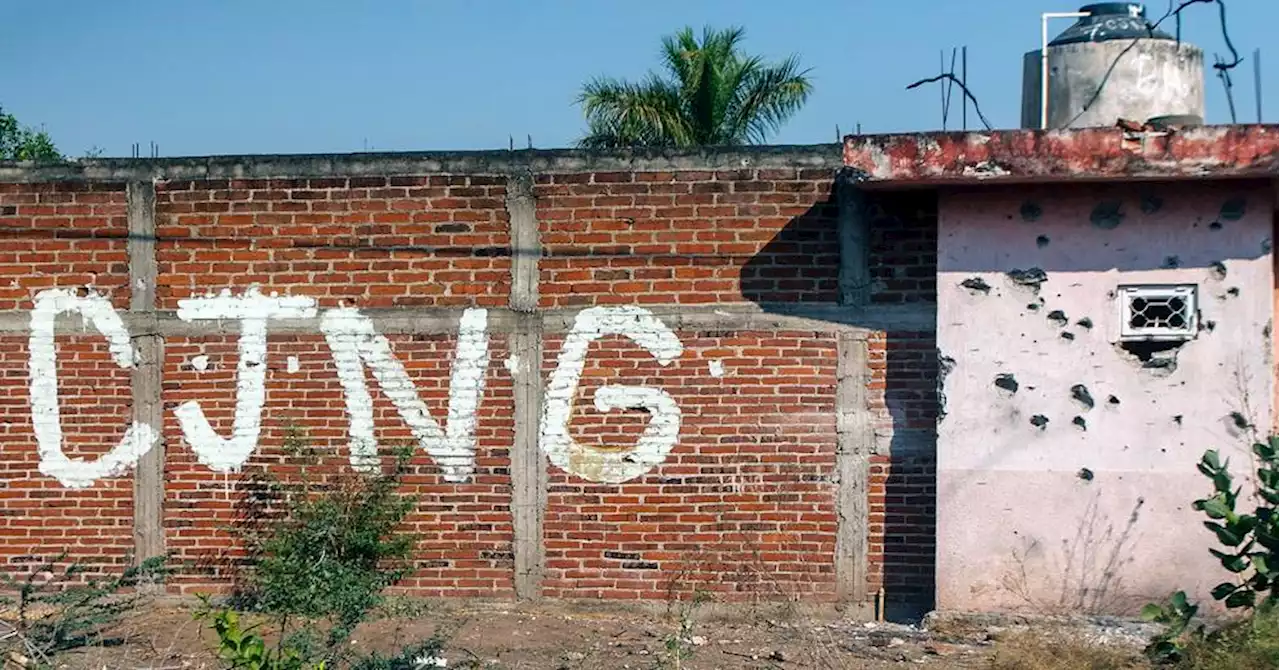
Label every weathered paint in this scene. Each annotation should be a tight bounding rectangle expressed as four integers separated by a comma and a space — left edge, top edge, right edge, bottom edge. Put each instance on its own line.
842, 125, 1277, 185
175, 288, 318, 472
936, 180, 1276, 614
539, 306, 684, 483
321, 306, 490, 480
28, 289, 158, 488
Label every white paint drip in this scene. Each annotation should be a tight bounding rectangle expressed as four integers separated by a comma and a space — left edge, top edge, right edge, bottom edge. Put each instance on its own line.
320, 307, 490, 481
286, 355, 300, 374
175, 287, 317, 472
707, 360, 725, 378
540, 306, 683, 483
190, 355, 210, 372
28, 289, 158, 488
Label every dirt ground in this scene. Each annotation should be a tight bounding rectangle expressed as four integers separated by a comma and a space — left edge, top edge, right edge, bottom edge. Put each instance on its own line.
24, 599, 1011, 669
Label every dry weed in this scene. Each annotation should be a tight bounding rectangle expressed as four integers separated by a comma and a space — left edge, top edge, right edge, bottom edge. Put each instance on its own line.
988, 628, 1149, 670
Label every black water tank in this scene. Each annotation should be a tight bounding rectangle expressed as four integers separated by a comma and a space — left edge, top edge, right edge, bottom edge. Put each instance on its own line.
1048, 3, 1173, 46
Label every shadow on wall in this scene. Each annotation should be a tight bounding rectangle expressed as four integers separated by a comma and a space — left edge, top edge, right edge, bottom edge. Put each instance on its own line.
940, 182, 1274, 274
738, 179, 940, 613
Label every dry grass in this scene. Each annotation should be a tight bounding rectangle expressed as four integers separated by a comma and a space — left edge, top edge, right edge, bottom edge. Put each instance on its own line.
988, 628, 1149, 670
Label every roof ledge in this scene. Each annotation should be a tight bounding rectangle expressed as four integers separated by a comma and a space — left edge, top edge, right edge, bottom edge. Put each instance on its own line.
842, 124, 1278, 185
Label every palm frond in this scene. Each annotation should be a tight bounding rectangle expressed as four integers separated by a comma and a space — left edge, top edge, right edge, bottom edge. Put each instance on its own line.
577, 75, 688, 148
727, 54, 813, 144
577, 26, 809, 148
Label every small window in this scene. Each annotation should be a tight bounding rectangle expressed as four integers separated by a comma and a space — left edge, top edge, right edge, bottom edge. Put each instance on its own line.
1118, 285, 1197, 341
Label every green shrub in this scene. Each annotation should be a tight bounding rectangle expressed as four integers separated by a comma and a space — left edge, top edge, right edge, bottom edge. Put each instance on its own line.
1193, 438, 1278, 610
1144, 436, 1279, 665
240, 436, 417, 642
1176, 602, 1277, 670
1142, 590, 1200, 664
197, 433, 422, 669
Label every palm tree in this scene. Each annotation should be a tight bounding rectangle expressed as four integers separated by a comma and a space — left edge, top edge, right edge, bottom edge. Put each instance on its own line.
577, 26, 813, 148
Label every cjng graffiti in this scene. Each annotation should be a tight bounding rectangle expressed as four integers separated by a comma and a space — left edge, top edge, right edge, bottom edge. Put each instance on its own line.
28, 288, 685, 489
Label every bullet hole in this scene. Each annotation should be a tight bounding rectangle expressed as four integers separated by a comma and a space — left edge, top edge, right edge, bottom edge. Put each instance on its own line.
938, 352, 956, 422
1036, 235, 1050, 248
1107, 395, 1120, 405
1173, 415, 1183, 425
1027, 303, 1041, 312
938, 353, 957, 378
1078, 468, 1094, 481
1071, 384, 1095, 410
1030, 415, 1049, 429
1219, 197, 1246, 221
1061, 332, 1075, 341
1020, 201, 1043, 222
1006, 267, 1048, 292
1209, 262, 1227, 280
994, 374, 1019, 394
1072, 416, 1087, 430
1090, 200, 1124, 229
1200, 320, 1216, 333
1140, 194, 1163, 214
1047, 310, 1068, 327
1208, 221, 1223, 231
1230, 412, 1252, 430
1226, 287, 1240, 297
1117, 340, 1183, 376
1076, 317, 1093, 329
1162, 255, 1181, 269
961, 277, 992, 294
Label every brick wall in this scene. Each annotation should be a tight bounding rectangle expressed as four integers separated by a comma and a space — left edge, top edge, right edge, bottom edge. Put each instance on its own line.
0, 155, 938, 608
0, 182, 134, 582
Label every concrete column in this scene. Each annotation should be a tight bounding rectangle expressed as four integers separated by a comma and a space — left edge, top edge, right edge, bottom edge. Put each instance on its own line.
505, 172, 547, 599
126, 181, 166, 567
836, 167, 871, 307
834, 167, 875, 609
835, 333, 872, 606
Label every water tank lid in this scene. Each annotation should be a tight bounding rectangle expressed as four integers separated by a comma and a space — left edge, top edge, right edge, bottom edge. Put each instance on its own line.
1048, 3, 1173, 46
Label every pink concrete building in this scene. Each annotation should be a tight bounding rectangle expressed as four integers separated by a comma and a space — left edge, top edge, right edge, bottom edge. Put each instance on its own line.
845, 124, 1278, 613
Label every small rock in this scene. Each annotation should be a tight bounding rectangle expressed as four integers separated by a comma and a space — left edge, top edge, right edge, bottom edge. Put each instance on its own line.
888, 637, 906, 648
923, 641, 963, 656
690, 635, 707, 646
769, 649, 789, 662
563, 651, 586, 662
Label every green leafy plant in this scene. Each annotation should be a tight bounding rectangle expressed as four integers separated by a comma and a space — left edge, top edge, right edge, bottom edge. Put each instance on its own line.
198, 431, 421, 668
0, 554, 167, 663
1176, 600, 1278, 670
244, 443, 416, 644
1193, 439, 1278, 610
195, 597, 325, 670
1142, 590, 1202, 663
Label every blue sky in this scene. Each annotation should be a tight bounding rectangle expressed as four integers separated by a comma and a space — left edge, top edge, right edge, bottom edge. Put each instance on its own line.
2, 0, 1276, 157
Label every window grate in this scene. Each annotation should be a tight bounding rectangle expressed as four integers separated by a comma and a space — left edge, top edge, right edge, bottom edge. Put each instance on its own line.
1118, 285, 1197, 341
